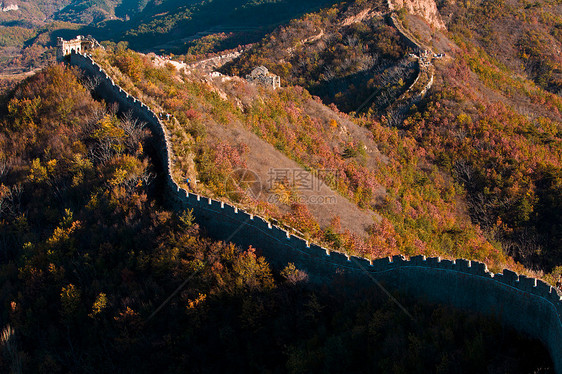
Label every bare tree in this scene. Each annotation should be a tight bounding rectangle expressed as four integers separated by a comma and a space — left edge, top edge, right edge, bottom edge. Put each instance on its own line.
453, 159, 473, 186
120, 111, 147, 149
0, 184, 22, 219
82, 74, 101, 92
0, 160, 8, 181
1, 325, 22, 374
322, 65, 336, 81
110, 167, 155, 194
499, 227, 542, 267
88, 141, 114, 165
345, 35, 358, 47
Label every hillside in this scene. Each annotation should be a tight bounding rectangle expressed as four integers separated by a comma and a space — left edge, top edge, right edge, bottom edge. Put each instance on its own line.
221, 0, 415, 115
1, 0, 562, 369
83, 0, 340, 52
0, 0, 339, 82
86, 45, 530, 280
0, 61, 554, 373
0, 0, 72, 25
219, 0, 562, 276
441, 0, 562, 95
397, 0, 562, 272
0, 22, 82, 76
0, 0, 146, 25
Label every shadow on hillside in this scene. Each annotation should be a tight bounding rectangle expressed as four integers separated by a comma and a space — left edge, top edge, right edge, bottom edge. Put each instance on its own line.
309, 59, 418, 115
81, 0, 341, 53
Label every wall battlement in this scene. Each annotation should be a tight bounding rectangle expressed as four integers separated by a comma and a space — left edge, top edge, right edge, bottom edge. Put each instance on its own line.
68, 51, 562, 371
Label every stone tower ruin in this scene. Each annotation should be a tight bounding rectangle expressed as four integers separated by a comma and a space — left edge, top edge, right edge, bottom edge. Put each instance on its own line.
56, 35, 100, 62
245, 66, 281, 89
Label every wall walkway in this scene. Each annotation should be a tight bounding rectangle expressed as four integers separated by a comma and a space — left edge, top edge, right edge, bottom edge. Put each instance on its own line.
69, 51, 562, 371
386, 13, 435, 126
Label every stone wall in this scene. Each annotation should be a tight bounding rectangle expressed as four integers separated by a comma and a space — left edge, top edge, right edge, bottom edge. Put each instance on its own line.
385, 14, 435, 126
187, 50, 243, 71
69, 51, 562, 371
57, 37, 97, 62
388, 13, 424, 51
245, 66, 281, 89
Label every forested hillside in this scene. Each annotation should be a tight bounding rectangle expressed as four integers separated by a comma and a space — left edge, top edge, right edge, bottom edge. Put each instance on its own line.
221, 0, 562, 276
0, 54, 554, 374
221, 0, 414, 114
0, 0, 339, 78
1, 0, 562, 370
407, 0, 562, 272
0, 0, 72, 25
442, 0, 562, 95
105, 0, 339, 51
88, 44, 528, 279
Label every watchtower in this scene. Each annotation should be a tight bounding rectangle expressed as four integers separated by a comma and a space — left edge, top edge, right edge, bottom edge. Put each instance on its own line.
56, 36, 100, 62
245, 66, 281, 89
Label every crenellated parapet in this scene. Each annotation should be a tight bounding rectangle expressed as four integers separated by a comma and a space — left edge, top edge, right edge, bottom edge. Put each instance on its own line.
67, 51, 562, 371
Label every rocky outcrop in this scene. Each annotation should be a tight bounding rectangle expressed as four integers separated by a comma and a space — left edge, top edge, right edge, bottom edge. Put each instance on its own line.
1, 1, 18, 11
388, 0, 446, 30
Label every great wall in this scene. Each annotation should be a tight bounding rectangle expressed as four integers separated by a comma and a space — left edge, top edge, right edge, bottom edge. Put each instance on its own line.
385, 12, 435, 126
355, 11, 436, 122
67, 50, 562, 371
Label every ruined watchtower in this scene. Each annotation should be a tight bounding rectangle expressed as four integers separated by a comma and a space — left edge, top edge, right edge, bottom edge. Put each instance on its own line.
245, 66, 281, 89
56, 36, 100, 62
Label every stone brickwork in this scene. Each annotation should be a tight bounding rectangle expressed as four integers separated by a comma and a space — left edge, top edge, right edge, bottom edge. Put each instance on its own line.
57, 36, 100, 62
68, 51, 562, 372
245, 66, 281, 89
386, 13, 435, 126
188, 50, 243, 71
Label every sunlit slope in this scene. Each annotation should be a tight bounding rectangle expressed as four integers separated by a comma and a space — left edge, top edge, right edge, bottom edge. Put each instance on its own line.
89, 47, 524, 274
